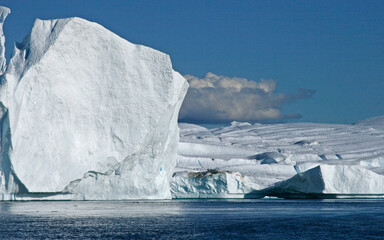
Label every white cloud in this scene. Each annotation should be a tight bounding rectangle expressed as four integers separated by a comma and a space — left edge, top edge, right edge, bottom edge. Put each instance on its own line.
179, 72, 315, 123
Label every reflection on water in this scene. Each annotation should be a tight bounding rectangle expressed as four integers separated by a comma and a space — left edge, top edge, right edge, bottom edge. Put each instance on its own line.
1, 200, 184, 217
1, 199, 384, 239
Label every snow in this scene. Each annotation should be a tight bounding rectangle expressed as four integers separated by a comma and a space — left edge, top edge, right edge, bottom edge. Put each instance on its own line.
0, 16, 188, 199
175, 117, 384, 198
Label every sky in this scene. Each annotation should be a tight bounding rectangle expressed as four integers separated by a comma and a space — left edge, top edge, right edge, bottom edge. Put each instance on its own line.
1, 0, 383, 124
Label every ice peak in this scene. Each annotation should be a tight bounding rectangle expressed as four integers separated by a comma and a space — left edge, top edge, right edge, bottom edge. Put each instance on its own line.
0, 6, 10, 75
0, 7, 10, 22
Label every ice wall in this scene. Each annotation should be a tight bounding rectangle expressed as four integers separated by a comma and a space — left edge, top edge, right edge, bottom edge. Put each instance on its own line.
171, 169, 261, 198
0, 16, 188, 199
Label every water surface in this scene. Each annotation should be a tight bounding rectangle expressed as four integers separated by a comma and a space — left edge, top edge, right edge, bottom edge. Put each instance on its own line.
1, 199, 383, 239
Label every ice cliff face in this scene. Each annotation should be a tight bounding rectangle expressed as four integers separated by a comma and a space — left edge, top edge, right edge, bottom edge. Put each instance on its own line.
171, 169, 261, 198
0, 14, 188, 199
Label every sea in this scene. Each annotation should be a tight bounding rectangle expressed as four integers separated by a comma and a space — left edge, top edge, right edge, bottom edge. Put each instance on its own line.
1, 199, 383, 239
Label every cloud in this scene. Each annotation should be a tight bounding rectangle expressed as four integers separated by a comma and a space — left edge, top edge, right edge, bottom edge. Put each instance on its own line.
179, 72, 315, 123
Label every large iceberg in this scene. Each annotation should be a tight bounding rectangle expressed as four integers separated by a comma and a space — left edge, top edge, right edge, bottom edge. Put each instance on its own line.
0, 12, 188, 199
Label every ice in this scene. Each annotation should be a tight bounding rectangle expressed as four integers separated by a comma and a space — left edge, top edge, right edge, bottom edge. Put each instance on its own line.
354, 115, 384, 129
264, 165, 384, 198
176, 117, 384, 198
0, 15, 188, 199
171, 169, 261, 198
0, 7, 9, 75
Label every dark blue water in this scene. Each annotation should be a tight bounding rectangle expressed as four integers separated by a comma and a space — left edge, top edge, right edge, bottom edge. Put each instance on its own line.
1, 199, 384, 239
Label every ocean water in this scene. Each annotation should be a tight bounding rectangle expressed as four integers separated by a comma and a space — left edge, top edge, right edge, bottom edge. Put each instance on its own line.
1, 199, 384, 239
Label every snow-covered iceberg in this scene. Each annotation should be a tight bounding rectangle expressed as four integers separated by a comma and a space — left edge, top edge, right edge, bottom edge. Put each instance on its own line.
263, 165, 384, 198
0, 13, 188, 200
176, 117, 384, 198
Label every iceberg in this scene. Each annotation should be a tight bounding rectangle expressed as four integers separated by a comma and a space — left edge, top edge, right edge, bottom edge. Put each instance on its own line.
176, 117, 384, 198
263, 165, 384, 198
0, 13, 188, 199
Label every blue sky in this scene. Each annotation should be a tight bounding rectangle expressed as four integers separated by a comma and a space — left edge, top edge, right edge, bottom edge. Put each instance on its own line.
1, 0, 383, 124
